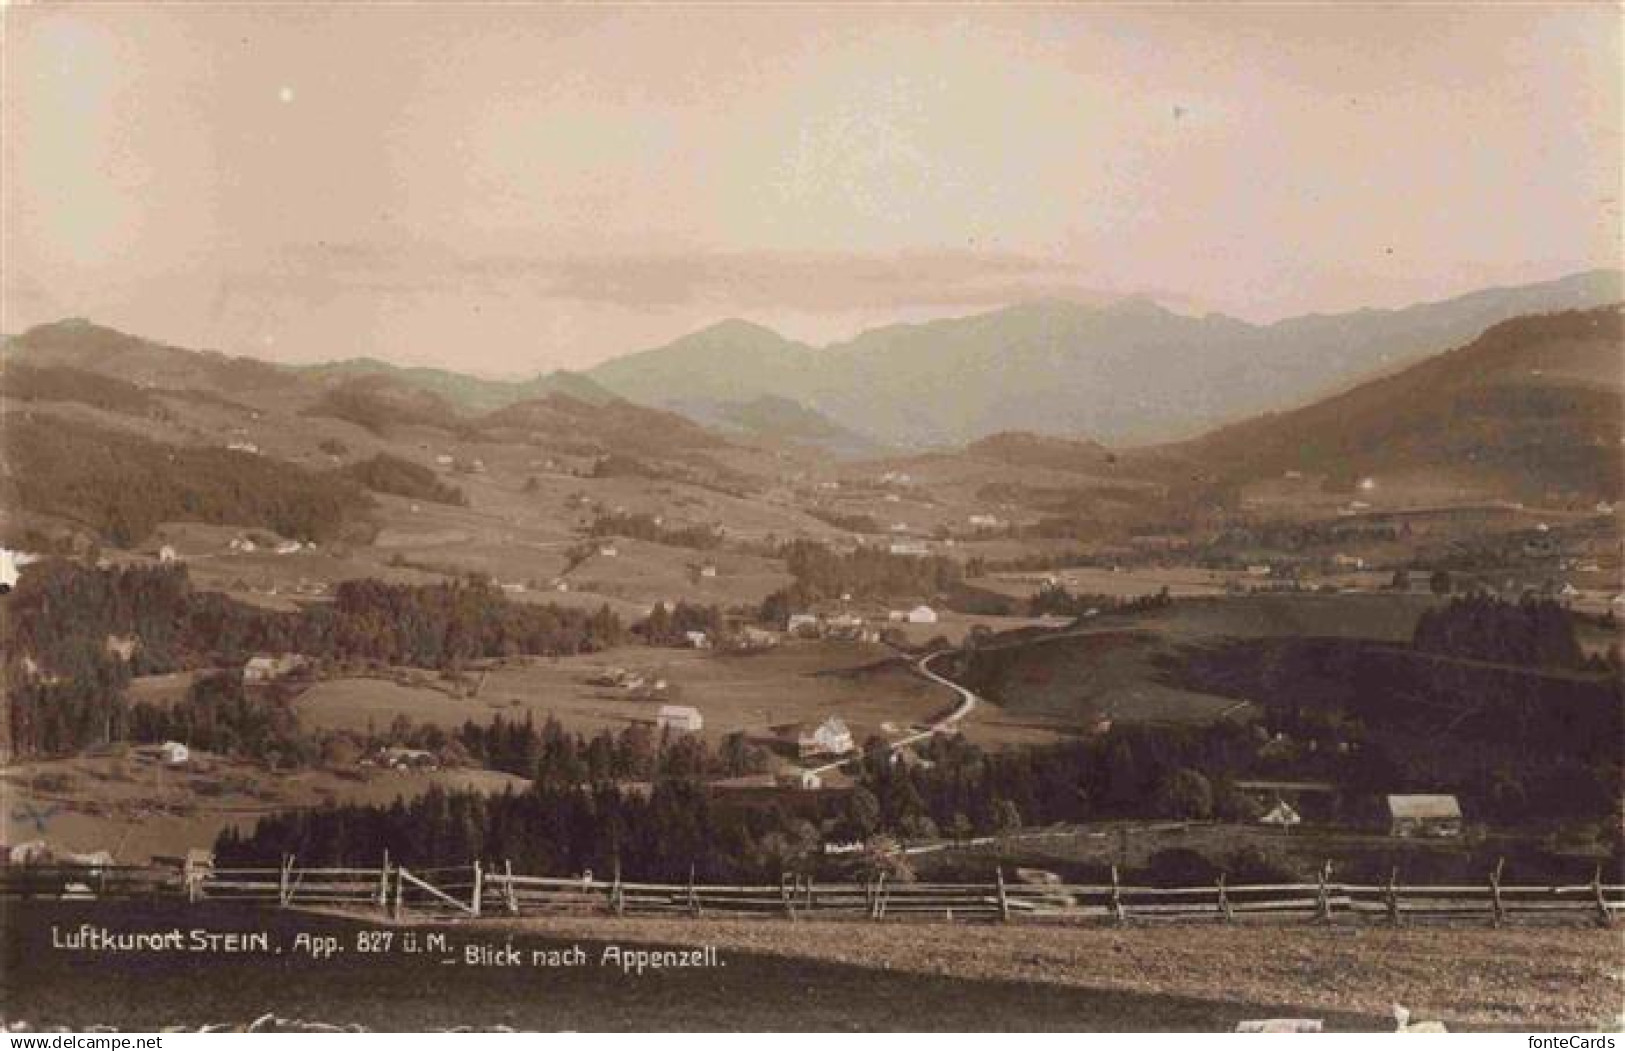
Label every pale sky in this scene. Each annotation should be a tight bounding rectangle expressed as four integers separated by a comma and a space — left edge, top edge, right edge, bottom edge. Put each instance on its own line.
3, 4, 1620, 376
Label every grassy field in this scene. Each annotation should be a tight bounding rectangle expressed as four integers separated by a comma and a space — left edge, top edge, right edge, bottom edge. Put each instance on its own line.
294, 641, 950, 748
3, 900, 1613, 1031
0, 746, 526, 863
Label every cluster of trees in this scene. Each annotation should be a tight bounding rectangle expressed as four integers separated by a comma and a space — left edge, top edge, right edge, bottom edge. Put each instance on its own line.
1413, 594, 1584, 669
128, 672, 311, 767
587, 512, 722, 550
341, 454, 466, 506
759, 541, 961, 623
635, 601, 724, 645
455, 713, 767, 785
844, 722, 1268, 845
216, 780, 813, 883
4, 416, 369, 546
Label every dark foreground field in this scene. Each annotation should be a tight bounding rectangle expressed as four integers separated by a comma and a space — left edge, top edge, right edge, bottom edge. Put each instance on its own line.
3, 901, 1618, 1031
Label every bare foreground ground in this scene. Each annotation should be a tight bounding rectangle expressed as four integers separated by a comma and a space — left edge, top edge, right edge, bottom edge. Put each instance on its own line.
2, 901, 1620, 1031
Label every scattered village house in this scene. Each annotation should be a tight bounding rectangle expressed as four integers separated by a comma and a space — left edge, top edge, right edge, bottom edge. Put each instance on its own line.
378, 746, 438, 770
786, 613, 821, 635
1387, 794, 1463, 838
158, 741, 190, 766
683, 630, 711, 649
657, 705, 704, 733
906, 605, 939, 624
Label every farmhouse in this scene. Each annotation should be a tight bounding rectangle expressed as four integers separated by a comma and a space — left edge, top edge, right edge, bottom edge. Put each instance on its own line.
158, 545, 179, 563
657, 705, 704, 733
1387, 794, 1462, 838
888, 541, 929, 557
158, 741, 190, 766
243, 653, 309, 684
798, 717, 855, 758
683, 630, 711, 649
698, 563, 718, 578
906, 605, 939, 625
786, 613, 821, 636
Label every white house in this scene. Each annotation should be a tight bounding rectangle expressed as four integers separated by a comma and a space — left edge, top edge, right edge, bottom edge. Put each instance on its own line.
158, 741, 190, 767
598, 544, 619, 558
888, 541, 929, 557
906, 605, 938, 625
787, 613, 821, 635
275, 540, 303, 555
657, 705, 704, 733
698, 564, 718, 578
158, 545, 180, 564
798, 717, 854, 758
228, 537, 257, 553
683, 630, 711, 649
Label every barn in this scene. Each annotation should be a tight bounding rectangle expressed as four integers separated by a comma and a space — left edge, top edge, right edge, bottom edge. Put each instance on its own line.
1387, 794, 1462, 838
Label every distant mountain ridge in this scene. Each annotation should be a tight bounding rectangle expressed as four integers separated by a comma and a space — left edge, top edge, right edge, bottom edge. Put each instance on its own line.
585, 270, 1623, 447
294, 357, 616, 411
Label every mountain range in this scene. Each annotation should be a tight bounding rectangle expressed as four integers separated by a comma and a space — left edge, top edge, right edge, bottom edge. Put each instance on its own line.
585, 269, 1622, 448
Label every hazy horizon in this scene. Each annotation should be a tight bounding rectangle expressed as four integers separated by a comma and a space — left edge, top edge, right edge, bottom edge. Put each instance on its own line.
4, 5, 1620, 375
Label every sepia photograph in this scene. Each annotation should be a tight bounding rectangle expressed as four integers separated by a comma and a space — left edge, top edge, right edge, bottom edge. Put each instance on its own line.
0, 1, 1621, 1036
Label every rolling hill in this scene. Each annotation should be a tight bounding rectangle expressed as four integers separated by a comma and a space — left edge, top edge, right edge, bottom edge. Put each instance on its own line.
1141, 304, 1624, 500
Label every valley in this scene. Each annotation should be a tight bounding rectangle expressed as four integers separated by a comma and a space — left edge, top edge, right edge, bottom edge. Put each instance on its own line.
1, 297, 1621, 901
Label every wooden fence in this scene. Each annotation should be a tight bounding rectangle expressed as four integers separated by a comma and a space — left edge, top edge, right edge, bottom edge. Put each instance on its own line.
6, 857, 1622, 927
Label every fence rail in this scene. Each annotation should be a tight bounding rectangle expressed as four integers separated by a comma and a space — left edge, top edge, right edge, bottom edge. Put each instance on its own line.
4, 856, 1621, 928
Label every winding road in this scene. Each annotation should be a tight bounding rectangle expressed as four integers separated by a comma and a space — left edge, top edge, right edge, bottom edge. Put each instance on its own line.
807, 649, 979, 775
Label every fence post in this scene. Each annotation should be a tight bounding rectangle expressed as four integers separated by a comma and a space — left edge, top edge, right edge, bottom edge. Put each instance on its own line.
470, 860, 483, 918
1489, 858, 1505, 927
780, 873, 794, 919
995, 866, 1010, 922
278, 854, 292, 907
393, 865, 405, 921
1315, 861, 1332, 923
688, 863, 700, 917
612, 859, 624, 917
1109, 865, 1125, 925
504, 859, 518, 915
1594, 865, 1612, 928
1386, 868, 1402, 928
873, 871, 888, 920
1217, 873, 1233, 923
378, 852, 391, 912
